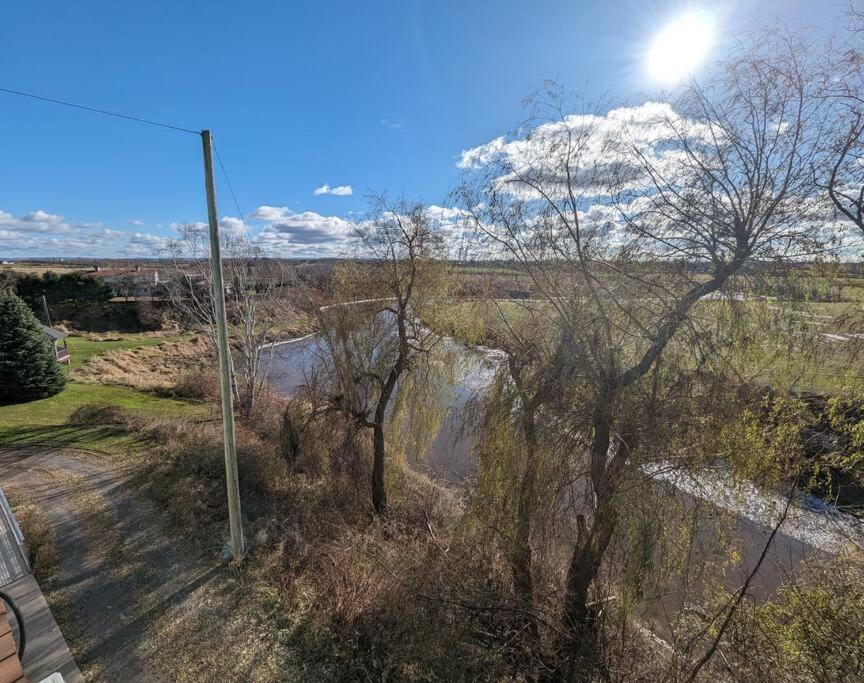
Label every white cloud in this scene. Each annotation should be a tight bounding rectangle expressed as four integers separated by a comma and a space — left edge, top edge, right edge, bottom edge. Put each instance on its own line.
0, 203, 363, 259
219, 216, 247, 235
257, 210, 354, 257
129, 219, 145, 226
313, 184, 353, 196
0, 208, 173, 258
22, 210, 63, 224
249, 205, 292, 222
164, 206, 358, 257
457, 102, 715, 199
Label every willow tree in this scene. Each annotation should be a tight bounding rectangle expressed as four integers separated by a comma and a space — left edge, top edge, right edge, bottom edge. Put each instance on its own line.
318, 198, 448, 514
468, 300, 565, 652
458, 34, 833, 677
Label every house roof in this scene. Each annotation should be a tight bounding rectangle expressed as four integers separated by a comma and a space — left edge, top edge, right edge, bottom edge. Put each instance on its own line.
41, 325, 68, 341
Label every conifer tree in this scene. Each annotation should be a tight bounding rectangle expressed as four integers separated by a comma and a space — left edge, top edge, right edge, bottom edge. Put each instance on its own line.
0, 292, 66, 403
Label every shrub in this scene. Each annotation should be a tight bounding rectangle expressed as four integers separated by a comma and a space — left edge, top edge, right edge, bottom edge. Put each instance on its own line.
135, 403, 546, 679
68, 402, 135, 428
237, 385, 288, 440
166, 371, 220, 400
0, 292, 66, 403
141, 419, 291, 531
278, 407, 301, 466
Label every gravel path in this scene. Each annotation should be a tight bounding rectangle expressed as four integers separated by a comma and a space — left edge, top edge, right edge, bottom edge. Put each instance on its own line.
0, 445, 224, 682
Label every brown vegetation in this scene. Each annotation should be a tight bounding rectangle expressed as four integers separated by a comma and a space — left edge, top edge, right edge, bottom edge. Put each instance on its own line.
67, 402, 141, 429
72, 336, 212, 392
126, 400, 669, 680
6, 490, 58, 581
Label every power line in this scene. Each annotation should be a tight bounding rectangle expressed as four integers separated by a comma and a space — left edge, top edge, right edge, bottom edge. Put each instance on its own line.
0, 86, 199, 135
212, 141, 255, 242
1, 85, 256, 241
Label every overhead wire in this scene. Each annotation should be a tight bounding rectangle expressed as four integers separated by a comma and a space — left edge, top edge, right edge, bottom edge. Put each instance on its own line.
0, 86, 200, 135
0, 86, 257, 241
212, 142, 255, 243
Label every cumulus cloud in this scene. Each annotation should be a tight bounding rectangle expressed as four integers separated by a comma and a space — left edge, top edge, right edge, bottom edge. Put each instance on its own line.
255, 208, 354, 257
0, 209, 74, 235
457, 102, 715, 199
313, 184, 353, 196
249, 205, 292, 222
218, 216, 248, 236
0, 208, 173, 258
22, 209, 63, 223
168, 216, 247, 238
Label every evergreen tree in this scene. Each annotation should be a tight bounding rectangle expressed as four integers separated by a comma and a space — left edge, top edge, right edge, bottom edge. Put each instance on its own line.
0, 292, 67, 403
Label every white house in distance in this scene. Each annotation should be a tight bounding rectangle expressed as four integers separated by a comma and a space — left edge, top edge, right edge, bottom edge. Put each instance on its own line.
83, 265, 160, 297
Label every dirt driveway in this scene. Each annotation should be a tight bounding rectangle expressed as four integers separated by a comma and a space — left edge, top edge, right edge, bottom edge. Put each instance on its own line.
0, 445, 300, 682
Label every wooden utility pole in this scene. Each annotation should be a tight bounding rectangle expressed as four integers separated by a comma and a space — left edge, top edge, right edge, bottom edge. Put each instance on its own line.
201, 129, 244, 558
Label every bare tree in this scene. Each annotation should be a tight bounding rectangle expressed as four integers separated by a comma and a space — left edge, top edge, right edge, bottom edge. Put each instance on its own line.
457, 33, 833, 677
162, 224, 294, 417
114, 273, 138, 302
315, 198, 449, 513
826, 5, 864, 235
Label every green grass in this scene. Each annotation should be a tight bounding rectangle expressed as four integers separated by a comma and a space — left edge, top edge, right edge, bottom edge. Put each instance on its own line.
0, 333, 209, 452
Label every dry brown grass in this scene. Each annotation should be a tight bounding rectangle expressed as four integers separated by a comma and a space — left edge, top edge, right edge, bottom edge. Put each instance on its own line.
76, 330, 180, 342
72, 336, 212, 392
6, 490, 57, 581
133, 407, 532, 680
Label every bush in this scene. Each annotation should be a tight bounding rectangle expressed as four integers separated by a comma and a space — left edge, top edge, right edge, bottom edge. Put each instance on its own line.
0, 292, 66, 403
141, 419, 291, 531
278, 406, 301, 467
68, 402, 135, 428
15, 271, 112, 309
237, 385, 288, 439
165, 371, 220, 400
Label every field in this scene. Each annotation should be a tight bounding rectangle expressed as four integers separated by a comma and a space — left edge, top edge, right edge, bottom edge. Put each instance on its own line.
427, 296, 864, 394
0, 263, 86, 275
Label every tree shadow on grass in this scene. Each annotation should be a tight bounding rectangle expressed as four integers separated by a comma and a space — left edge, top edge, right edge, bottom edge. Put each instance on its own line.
0, 425, 145, 452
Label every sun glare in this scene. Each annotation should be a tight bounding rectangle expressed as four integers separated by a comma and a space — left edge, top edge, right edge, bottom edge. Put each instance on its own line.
647, 11, 715, 85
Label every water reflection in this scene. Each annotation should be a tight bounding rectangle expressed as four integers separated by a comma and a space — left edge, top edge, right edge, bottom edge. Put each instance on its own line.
264, 331, 501, 481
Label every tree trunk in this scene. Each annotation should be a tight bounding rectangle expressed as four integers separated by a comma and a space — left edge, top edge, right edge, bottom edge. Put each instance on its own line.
370, 364, 402, 515
555, 405, 618, 681
372, 421, 387, 514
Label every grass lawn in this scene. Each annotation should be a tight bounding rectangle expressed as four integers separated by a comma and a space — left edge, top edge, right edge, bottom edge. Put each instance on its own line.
0, 333, 210, 452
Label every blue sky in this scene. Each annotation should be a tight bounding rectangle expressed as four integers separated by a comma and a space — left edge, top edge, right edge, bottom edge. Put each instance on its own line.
0, 0, 845, 259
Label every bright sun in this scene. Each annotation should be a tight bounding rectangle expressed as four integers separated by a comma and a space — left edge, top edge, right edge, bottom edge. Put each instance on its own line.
647, 11, 715, 85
